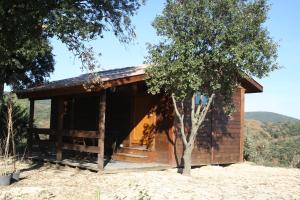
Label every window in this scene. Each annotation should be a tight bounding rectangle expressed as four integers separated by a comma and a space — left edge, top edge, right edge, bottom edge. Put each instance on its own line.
34, 99, 51, 128
195, 93, 208, 105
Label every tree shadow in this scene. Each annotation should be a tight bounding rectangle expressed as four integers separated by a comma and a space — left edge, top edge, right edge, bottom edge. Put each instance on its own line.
171, 94, 234, 168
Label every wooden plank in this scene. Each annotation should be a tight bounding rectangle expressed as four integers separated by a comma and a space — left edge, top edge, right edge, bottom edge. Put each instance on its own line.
56, 98, 64, 161
62, 130, 99, 139
30, 128, 99, 138
28, 99, 34, 156
98, 91, 106, 170
62, 143, 99, 154
30, 128, 55, 135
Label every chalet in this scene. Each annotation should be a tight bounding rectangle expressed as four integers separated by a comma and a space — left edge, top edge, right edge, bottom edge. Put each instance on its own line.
16, 65, 262, 170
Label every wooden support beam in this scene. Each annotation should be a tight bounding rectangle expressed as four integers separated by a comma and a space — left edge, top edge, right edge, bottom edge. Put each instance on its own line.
239, 88, 246, 162
56, 98, 64, 161
98, 91, 106, 170
62, 143, 99, 154
63, 130, 99, 139
29, 128, 56, 135
28, 99, 34, 156
29, 128, 99, 138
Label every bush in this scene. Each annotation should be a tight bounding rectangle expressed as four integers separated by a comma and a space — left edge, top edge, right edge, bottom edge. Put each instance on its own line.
0, 93, 28, 155
244, 120, 300, 168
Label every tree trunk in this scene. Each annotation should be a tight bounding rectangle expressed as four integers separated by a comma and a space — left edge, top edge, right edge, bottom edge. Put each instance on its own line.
171, 93, 215, 176
182, 145, 193, 175
0, 82, 4, 100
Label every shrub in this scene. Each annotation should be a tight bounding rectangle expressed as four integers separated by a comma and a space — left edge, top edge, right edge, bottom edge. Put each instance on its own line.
0, 93, 28, 155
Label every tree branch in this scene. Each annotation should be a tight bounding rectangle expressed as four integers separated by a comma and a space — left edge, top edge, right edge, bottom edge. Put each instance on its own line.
196, 93, 215, 128
171, 93, 188, 146
188, 93, 215, 146
190, 93, 196, 142
195, 94, 203, 118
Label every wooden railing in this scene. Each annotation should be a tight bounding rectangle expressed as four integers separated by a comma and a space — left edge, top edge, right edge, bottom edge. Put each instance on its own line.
30, 128, 56, 135
30, 128, 99, 153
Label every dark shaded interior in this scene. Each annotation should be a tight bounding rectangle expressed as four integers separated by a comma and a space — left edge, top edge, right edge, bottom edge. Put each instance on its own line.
104, 86, 133, 157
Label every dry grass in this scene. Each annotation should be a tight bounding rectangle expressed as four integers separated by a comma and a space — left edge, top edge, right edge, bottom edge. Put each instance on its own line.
0, 162, 299, 200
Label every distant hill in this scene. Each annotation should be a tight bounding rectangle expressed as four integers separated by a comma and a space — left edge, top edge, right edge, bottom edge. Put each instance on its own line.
245, 112, 299, 123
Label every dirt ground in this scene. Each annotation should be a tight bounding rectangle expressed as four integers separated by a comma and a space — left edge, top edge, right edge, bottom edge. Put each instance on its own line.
0, 162, 299, 200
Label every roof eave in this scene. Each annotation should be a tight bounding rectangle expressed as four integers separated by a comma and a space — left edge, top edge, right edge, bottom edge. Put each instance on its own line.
241, 77, 263, 93
16, 74, 146, 99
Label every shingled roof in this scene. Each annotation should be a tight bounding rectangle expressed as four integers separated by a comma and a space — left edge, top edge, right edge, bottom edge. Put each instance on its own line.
16, 65, 262, 99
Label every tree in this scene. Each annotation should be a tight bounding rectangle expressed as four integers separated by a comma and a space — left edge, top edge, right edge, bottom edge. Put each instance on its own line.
0, 0, 144, 97
0, 1, 54, 97
146, 0, 278, 175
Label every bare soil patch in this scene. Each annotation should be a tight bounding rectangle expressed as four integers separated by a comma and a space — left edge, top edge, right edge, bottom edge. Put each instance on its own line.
0, 162, 299, 200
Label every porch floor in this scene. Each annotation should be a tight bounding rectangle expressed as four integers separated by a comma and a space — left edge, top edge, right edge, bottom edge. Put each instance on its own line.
29, 154, 171, 173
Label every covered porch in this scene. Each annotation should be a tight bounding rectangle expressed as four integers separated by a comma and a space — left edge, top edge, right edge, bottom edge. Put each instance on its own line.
27, 89, 108, 170
26, 81, 162, 171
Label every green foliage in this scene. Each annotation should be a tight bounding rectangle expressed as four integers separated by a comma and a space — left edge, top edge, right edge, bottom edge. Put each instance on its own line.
0, 1, 54, 90
244, 120, 300, 168
0, 93, 29, 152
138, 189, 151, 200
95, 191, 101, 200
146, 0, 278, 103
0, 0, 144, 92
244, 128, 271, 164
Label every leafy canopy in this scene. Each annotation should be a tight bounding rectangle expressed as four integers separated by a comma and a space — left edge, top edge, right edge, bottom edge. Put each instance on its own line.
0, 0, 144, 90
146, 0, 278, 102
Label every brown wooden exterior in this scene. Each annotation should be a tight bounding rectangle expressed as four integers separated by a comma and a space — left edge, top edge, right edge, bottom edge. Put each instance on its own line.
17, 66, 262, 169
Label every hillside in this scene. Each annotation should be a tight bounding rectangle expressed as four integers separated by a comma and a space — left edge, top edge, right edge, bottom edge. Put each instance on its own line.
245, 111, 299, 123
244, 118, 300, 168
34, 99, 51, 128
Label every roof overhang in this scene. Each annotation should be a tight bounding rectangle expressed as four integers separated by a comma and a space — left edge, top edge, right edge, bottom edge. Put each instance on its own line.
240, 77, 263, 93
16, 65, 263, 99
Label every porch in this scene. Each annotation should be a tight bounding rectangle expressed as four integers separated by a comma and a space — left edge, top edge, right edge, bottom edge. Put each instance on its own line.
29, 153, 171, 173
27, 82, 161, 171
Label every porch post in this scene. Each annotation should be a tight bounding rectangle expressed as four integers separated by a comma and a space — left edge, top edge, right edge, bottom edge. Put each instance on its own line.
239, 87, 246, 162
98, 90, 106, 170
56, 97, 64, 161
28, 99, 34, 156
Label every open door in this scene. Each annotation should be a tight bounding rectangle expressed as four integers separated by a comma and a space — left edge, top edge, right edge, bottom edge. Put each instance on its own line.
131, 95, 157, 148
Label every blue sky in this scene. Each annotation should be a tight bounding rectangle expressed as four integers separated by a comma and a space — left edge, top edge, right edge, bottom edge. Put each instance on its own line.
49, 1, 300, 119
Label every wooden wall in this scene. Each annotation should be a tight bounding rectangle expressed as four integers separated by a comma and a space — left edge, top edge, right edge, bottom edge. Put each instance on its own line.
152, 96, 174, 164
47, 82, 245, 166
165, 88, 245, 166
211, 88, 245, 164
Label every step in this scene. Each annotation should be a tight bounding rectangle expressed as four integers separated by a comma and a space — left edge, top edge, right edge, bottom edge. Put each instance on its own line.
118, 146, 150, 156
112, 153, 151, 163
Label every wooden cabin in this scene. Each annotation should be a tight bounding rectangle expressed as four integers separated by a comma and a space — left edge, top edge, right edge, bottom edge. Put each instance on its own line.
16, 65, 263, 170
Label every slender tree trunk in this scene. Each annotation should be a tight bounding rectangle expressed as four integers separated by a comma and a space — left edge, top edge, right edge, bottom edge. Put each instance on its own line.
182, 145, 193, 175
171, 93, 215, 176
0, 82, 4, 100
